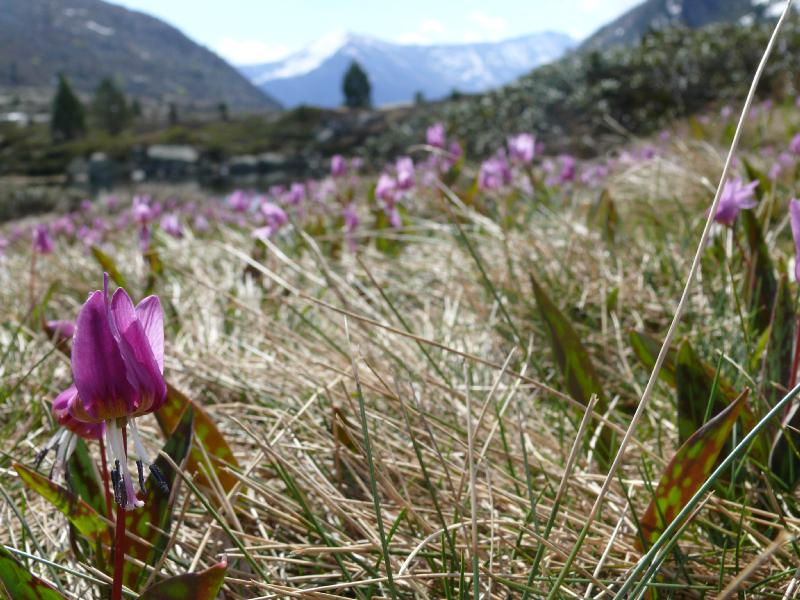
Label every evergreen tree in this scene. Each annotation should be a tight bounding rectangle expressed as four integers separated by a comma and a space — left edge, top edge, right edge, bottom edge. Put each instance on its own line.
50, 74, 86, 142
130, 99, 143, 119
92, 77, 131, 135
168, 102, 179, 126
217, 101, 229, 122
342, 61, 371, 109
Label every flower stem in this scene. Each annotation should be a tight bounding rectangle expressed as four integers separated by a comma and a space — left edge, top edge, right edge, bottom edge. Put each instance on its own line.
98, 437, 113, 518
111, 427, 127, 600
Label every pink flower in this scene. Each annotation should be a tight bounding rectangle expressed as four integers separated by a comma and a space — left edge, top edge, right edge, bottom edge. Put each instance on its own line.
396, 157, 415, 190
791, 134, 800, 156
508, 133, 535, 164
32, 225, 54, 254
791, 199, 800, 282
160, 214, 183, 238
426, 123, 446, 148
376, 174, 398, 203
713, 177, 758, 225
331, 155, 347, 178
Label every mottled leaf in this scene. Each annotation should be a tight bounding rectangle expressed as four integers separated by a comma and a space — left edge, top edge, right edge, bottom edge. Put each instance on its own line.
530, 273, 614, 465
0, 546, 65, 600
13, 464, 111, 546
89, 246, 128, 289
155, 385, 239, 493
123, 408, 193, 591
138, 559, 227, 600
637, 389, 748, 551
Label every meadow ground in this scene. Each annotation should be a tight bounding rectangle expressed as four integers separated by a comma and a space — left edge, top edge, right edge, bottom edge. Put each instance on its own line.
3, 102, 800, 599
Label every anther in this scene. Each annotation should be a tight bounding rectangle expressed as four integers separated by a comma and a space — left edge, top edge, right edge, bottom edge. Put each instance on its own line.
136, 459, 146, 493
149, 464, 169, 494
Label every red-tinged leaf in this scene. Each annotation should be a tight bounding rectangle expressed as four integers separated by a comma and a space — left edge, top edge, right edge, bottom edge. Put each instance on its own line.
13, 464, 111, 546
138, 558, 227, 600
763, 274, 795, 408
123, 408, 193, 591
637, 389, 749, 552
0, 546, 66, 600
530, 273, 615, 466
629, 330, 679, 388
155, 385, 239, 493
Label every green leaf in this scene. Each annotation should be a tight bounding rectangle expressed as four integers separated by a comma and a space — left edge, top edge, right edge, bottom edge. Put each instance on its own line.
586, 189, 618, 243
763, 274, 795, 408
66, 438, 107, 517
138, 559, 227, 600
675, 340, 730, 443
769, 404, 800, 491
13, 464, 111, 546
0, 546, 66, 600
90, 246, 128, 289
123, 408, 194, 591
628, 330, 678, 388
741, 209, 777, 335
637, 389, 748, 551
155, 385, 239, 493
529, 273, 614, 465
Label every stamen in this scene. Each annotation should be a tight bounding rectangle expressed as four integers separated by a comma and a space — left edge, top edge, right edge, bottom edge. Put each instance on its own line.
136, 460, 146, 493
111, 460, 121, 506
149, 464, 169, 494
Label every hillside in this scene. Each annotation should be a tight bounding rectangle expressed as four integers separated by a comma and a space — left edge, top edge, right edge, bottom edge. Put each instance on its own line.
0, 0, 279, 111
580, 0, 784, 51
240, 31, 574, 108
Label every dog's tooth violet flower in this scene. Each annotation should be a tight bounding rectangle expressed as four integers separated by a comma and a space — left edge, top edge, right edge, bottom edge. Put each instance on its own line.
790, 199, 800, 282
67, 274, 168, 509
713, 177, 758, 225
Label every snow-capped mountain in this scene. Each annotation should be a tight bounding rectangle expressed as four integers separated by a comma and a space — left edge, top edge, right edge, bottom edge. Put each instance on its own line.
240, 31, 575, 109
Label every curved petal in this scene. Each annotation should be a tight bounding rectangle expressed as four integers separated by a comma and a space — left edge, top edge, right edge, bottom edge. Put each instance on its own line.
110, 289, 167, 416
56, 385, 104, 440
71, 290, 136, 422
135, 296, 164, 372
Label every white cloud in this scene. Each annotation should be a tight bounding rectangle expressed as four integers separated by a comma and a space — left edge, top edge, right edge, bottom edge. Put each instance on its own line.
462, 10, 509, 42
396, 18, 447, 45
213, 38, 291, 65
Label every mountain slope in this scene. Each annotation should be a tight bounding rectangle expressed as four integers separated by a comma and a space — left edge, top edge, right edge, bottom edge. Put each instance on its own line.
581, 0, 783, 51
240, 31, 575, 108
0, 0, 279, 110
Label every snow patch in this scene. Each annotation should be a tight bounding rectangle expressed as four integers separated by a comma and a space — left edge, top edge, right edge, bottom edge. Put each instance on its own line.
86, 20, 114, 36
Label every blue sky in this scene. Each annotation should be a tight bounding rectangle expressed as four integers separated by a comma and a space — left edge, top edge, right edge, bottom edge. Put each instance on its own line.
111, 0, 642, 65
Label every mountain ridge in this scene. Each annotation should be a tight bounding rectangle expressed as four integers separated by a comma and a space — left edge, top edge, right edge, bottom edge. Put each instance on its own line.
0, 0, 279, 111
240, 31, 575, 108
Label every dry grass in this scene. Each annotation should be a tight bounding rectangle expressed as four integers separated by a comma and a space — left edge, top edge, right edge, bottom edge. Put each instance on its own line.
2, 116, 800, 599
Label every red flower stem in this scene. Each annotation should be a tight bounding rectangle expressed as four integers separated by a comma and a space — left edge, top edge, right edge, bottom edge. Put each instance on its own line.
98, 437, 113, 518
111, 426, 127, 600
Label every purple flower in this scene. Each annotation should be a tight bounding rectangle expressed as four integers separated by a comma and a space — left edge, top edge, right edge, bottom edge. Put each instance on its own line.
790, 134, 800, 155
253, 202, 288, 241
426, 123, 446, 148
132, 196, 155, 225
54, 386, 105, 441
226, 190, 251, 212
66, 275, 167, 509
284, 182, 305, 206
32, 225, 54, 254
193, 214, 210, 232
396, 157, 415, 190
713, 177, 758, 225
331, 155, 347, 178
343, 203, 360, 232
386, 206, 402, 228
791, 199, 800, 282
45, 320, 76, 345
508, 133, 535, 164
559, 155, 576, 183
478, 153, 512, 191
160, 214, 183, 238
376, 174, 398, 204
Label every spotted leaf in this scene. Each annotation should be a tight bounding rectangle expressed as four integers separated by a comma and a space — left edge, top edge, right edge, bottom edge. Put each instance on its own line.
155, 384, 239, 493
13, 464, 111, 546
637, 389, 748, 551
138, 558, 226, 600
0, 546, 66, 600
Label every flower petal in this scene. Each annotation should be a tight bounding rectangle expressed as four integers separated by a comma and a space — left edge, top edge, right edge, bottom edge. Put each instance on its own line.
71, 291, 137, 423
56, 385, 104, 440
110, 288, 167, 415
135, 296, 164, 372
